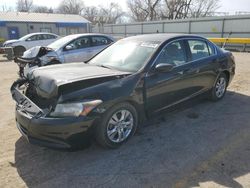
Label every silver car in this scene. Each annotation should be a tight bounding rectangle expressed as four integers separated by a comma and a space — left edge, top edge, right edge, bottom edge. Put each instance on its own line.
38, 33, 115, 64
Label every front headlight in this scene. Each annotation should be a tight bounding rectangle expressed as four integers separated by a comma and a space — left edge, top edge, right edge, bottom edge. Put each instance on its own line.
4, 42, 13, 47
50, 100, 103, 117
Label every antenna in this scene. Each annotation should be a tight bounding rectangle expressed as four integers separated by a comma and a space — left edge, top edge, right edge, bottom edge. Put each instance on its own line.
222, 31, 232, 49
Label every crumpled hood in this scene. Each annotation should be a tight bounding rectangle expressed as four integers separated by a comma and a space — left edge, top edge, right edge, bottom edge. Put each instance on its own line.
28, 63, 131, 98
22, 46, 43, 58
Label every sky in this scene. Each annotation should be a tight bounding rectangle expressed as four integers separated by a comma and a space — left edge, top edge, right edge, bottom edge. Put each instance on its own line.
0, 0, 250, 14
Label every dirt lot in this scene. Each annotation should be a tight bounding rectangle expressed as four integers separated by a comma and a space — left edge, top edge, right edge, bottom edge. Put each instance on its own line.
0, 53, 250, 188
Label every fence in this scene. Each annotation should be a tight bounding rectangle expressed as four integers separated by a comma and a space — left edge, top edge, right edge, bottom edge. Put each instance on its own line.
92, 15, 250, 51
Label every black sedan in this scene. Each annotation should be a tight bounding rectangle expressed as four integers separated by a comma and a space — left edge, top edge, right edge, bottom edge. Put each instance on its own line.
11, 34, 235, 149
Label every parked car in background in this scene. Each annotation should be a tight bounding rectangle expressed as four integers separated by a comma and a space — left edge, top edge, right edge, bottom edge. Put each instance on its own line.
3, 32, 59, 56
25, 33, 115, 65
11, 34, 235, 149
13, 34, 115, 78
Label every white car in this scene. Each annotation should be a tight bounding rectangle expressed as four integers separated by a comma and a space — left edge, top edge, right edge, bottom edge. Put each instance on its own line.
3, 32, 59, 56
27, 33, 115, 65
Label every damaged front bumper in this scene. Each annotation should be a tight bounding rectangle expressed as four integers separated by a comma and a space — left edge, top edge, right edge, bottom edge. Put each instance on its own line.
11, 80, 97, 149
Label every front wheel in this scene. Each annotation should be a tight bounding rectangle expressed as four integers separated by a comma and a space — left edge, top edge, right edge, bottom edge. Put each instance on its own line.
209, 73, 228, 101
95, 102, 138, 148
13, 46, 26, 57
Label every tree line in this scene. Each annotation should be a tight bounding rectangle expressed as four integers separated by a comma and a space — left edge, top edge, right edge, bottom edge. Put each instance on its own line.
6, 0, 221, 24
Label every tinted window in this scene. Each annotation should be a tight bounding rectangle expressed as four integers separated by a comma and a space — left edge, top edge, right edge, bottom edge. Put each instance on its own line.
207, 42, 216, 55
27, 34, 44, 41
155, 41, 186, 66
188, 40, 210, 60
66, 37, 90, 50
91, 36, 112, 46
44, 34, 56, 39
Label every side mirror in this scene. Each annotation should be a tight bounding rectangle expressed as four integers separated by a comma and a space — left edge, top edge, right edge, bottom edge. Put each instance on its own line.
155, 63, 174, 73
65, 45, 73, 50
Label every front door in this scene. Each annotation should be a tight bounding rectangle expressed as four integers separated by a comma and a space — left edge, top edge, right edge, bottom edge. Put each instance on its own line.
144, 40, 202, 114
8, 27, 19, 39
62, 36, 91, 63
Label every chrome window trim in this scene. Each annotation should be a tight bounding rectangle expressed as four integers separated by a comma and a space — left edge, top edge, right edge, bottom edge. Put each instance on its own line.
148, 37, 218, 73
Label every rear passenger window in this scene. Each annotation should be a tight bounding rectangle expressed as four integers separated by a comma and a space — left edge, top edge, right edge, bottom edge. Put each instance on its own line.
91, 36, 112, 46
46, 34, 57, 39
207, 42, 215, 55
188, 40, 210, 61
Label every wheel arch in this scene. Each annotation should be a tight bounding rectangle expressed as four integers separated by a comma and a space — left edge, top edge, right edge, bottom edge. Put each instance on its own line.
222, 70, 230, 86
13, 45, 26, 56
124, 99, 146, 124
14, 45, 26, 50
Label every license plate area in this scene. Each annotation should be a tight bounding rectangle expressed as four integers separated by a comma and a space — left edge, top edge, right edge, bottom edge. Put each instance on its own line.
11, 87, 43, 116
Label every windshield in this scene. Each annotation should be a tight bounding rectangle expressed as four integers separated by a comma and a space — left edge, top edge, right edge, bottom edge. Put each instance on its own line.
89, 40, 159, 72
48, 35, 76, 49
19, 33, 34, 40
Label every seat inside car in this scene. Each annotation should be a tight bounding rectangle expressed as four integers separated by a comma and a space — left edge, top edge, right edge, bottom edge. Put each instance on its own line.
157, 44, 185, 66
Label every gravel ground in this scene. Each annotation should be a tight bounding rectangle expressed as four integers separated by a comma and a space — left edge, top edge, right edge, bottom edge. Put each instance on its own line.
0, 52, 250, 188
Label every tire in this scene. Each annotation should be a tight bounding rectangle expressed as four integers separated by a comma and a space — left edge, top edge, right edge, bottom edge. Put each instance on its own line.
95, 102, 138, 148
13, 46, 26, 57
7, 56, 13, 61
209, 72, 228, 101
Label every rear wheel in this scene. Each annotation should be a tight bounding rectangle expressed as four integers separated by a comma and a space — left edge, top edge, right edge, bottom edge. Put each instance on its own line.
209, 73, 228, 101
95, 102, 138, 148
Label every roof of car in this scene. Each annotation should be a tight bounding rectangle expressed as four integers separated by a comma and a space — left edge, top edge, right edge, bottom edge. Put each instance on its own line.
61, 33, 115, 40
122, 33, 205, 43
25, 32, 58, 36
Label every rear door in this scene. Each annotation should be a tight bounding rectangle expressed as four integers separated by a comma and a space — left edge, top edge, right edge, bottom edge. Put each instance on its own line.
24, 34, 44, 49
62, 36, 91, 63
89, 36, 113, 58
185, 39, 218, 92
145, 39, 213, 113
42, 34, 58, 46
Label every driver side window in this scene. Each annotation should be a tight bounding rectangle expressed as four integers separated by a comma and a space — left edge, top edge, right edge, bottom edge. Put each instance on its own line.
66, 37, 90, 50
155, 41, 186, 67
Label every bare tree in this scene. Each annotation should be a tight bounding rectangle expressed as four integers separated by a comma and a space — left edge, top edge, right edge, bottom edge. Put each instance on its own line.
128, 0, 220, 21
33, 6, 53, 13
57, 0, 84, 14
83, 6, 99, 23
127, 0, 148, 22
98, 3, 125, 24
127, 0, 161, 22
1, 4, 13, 12
190, 0, 221, 18
162, 0, 220, 19
16, 0, 33, 12
161, 0, 192, 19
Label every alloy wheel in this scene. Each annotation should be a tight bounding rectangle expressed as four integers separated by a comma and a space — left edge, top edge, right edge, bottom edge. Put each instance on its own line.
215, 77, 226, 98
106, 109, 134, 143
